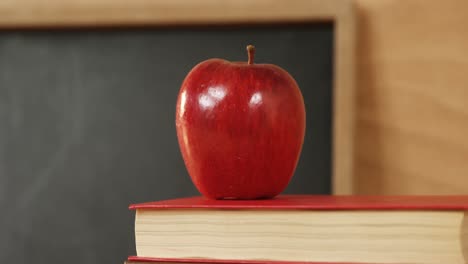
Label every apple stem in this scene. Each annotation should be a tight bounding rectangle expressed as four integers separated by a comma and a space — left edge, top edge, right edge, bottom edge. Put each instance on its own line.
247, 45, 255, 65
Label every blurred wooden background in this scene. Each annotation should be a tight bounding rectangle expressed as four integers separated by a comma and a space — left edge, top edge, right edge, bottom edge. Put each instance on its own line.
354, 0, 468, 194
1, 0, 467, 194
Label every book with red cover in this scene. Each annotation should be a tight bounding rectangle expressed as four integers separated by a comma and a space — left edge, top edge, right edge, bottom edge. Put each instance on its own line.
129, 195, 468, 211
128, 195, 468, 264
127, 256, 357, 264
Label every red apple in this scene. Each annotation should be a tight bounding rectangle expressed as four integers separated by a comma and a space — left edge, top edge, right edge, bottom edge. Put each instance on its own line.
176, 45, 305, 199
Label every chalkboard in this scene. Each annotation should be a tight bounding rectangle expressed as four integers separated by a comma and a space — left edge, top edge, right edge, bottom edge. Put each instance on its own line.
0, 24, 333, 264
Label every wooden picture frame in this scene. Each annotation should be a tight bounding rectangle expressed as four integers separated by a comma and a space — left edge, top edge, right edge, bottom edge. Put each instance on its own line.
0, 0, 356, 194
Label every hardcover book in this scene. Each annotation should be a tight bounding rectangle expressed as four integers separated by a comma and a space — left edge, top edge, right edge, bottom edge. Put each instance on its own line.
130, 195, 468, 264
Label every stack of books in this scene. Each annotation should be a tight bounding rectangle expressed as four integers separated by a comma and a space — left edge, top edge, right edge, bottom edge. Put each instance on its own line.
125, 195, 468, 264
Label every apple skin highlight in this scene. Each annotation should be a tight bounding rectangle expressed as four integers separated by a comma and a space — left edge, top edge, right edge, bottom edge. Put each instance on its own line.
176, 45, 306, 200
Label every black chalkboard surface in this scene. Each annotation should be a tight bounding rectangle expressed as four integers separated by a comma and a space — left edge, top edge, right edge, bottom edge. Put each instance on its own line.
0, 24, 332, 264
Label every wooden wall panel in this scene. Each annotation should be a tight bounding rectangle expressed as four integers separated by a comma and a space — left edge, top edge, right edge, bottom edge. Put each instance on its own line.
354, 0, 468, 194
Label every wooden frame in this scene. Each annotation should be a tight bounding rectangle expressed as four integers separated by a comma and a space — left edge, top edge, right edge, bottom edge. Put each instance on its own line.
0, 0, 356, 194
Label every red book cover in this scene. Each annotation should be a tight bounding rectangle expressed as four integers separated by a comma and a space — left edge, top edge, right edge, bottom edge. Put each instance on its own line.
129, 194, 468, 211
127, 256, 359, 264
